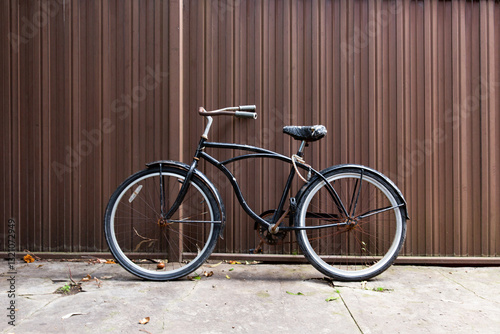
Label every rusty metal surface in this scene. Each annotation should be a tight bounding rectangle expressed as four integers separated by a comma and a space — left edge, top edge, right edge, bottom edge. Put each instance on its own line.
1, 0, 499, 258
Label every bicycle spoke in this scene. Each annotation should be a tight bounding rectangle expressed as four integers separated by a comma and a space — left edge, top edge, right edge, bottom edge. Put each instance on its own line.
132, 183, 163, 218
356, 204, 402, 220
349, 171, 363, 217
115, 203, 157, 221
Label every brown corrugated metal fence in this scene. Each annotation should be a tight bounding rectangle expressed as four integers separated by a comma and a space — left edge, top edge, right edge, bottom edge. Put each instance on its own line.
1, 0, 499, 259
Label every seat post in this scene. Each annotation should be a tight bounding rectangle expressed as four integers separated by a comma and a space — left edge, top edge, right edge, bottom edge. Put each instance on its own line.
297, 140, 307, 156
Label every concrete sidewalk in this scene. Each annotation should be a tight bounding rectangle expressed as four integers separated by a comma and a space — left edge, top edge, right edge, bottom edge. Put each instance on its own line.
2, 259, 500, 333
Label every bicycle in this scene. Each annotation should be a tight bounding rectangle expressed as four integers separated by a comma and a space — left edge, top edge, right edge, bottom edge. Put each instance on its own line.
104, 105, 409, 281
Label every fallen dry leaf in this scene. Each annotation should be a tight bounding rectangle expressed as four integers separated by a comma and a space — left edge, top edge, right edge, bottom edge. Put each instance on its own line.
208, 261, 223, 268
81, 274, 92, 282
226, 275, 231, 279
203, 271, 214, 277
228, 260, 241, 265
87, 258, 107, 265
105, 260, 115, 264
139, 317, 150, 325
24, 254, 35, 263
94, 277, 102, 288
62, 312, 86, 319
23, 249, 41, 261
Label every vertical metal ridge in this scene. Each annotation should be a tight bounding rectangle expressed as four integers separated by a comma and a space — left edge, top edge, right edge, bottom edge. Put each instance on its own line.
2, 0, 500, 258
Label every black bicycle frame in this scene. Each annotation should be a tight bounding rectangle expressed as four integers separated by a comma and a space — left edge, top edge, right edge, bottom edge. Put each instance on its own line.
201, 140, 296, 230
162, 136, 350, 232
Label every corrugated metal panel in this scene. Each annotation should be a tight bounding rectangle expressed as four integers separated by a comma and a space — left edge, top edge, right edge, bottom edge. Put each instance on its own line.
1, 0, 499, 258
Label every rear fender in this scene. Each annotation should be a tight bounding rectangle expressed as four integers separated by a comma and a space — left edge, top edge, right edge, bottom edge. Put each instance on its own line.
294, 164, 409, 220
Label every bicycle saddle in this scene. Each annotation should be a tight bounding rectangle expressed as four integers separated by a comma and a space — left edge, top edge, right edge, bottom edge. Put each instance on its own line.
283, 125, 327, 142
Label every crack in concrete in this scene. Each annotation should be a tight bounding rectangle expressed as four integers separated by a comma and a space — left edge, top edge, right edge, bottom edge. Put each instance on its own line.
19, 292, 55, 298
164, 279, 199, 306
438, 270, 500, 305
83, 263, 107, 277
1, 262, 28, 275
318, 277, 364, 333
337, 290, 364, 334
11, 294, 61, 329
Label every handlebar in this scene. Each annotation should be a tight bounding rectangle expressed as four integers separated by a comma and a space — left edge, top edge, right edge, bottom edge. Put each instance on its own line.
235, 111, 258, 119
198, 105, 258, 139
198, 105, 258, 119
238, 105, 257, 112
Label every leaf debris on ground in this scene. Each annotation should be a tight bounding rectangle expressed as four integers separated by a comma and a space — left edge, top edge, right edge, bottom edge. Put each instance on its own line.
55, 283, 82, 296
24, 254, 35, 263
23, 249, 42, 262
84, 256, 115, 265
187, 271, 213, 281
286, 291, 304, 296
62, 312, 86, 319
208, 261, 223, 268
80, 274, 102, 288
81, 274, 92, 282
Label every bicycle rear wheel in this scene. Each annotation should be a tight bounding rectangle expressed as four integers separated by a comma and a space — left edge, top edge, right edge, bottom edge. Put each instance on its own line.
296, 166, 406, 281
104, 166, 221, 280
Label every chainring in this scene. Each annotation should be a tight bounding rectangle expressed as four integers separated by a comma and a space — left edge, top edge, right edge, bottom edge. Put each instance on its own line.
257, 211, 287, 246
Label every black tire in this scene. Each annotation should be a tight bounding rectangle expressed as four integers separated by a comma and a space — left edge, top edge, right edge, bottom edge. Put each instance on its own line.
296, 166, 406, 281
104, 166, 221, 280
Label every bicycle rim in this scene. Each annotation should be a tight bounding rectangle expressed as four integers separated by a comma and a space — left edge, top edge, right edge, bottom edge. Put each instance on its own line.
297, 169, 405, 281
105, 169, 219, 280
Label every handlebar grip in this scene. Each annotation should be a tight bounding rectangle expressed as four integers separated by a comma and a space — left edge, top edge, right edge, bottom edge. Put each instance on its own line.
238, 105, 256, 111
235, 111, 258, 119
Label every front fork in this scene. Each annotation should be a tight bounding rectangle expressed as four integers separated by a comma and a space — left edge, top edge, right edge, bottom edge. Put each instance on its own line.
160, 138, 206, 220
160, 159, 199, 220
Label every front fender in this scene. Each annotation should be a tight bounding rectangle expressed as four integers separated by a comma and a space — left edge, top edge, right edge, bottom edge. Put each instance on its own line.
294, 164, 409, 220
146, 160, 226, 238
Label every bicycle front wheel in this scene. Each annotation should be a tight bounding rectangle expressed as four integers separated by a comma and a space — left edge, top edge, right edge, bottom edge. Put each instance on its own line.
104, 166, 221, 280
296, 166, 406, 281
